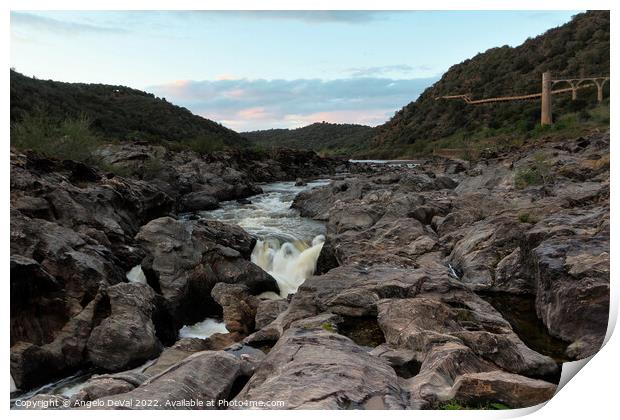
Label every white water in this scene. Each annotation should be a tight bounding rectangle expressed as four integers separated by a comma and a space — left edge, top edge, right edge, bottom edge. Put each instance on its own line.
201, 180, 330, 297
126, 264, 147, 284
251, 234, 325, 297
12, 180, 330, 405
178, 318, 228, 339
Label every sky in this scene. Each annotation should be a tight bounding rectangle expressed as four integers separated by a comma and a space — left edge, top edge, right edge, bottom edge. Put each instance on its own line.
10, 10, 579, 131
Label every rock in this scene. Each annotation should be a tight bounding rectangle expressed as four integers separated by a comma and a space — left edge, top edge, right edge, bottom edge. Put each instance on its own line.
179, 191, 219, 212
91, 351, 253, 409
11, 292, 107, 390
232, 320, 406, 409
136, 217, 279, 329
532, 213, 609, 358
87, 283, 162, 371
142, 333, 242, 377
71, 372, 148, 404
377, 298, 558, 380
405, 342, 497, 403
255, 299, 289, 330
448, 370, 556, 408
211, 283, 260, 334
294, 178, 306, 186
447, 214, 528, 291
315, 237, 340, 274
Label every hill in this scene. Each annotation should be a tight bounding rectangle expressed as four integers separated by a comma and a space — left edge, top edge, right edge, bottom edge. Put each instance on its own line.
10, 70, 248, 148
243, 122, 377, 157
370, 10, 610, 158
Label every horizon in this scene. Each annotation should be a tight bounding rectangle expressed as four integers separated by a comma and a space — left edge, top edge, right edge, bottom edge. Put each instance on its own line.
11, 10, 580, 131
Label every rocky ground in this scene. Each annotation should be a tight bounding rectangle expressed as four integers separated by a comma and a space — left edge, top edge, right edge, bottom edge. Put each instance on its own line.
10, 133, 609, 410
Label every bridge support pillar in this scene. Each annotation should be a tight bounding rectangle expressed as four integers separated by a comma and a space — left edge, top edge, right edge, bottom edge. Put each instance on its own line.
594, 79, 605, 102
569, 81, 578, 100
541, 71, 552, 126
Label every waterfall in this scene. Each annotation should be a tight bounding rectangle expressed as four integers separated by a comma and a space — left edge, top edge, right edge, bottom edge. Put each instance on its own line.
251, 234, 325, 297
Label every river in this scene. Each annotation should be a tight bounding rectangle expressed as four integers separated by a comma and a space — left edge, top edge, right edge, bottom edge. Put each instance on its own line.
11, 178, 331, 405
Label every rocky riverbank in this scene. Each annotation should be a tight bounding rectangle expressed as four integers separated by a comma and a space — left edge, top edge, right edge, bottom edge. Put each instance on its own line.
10, 133, 609, 410
10, 144, 345, 394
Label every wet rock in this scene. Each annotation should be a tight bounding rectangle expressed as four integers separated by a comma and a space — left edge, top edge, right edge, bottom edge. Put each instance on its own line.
447, 214, 528, 292
143, 334, 242, 377
405, 342, 497, 403
314, 237, 340, 274
11, 292, 106, 390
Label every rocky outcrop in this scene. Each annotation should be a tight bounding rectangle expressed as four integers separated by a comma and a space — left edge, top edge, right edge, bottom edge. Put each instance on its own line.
11, 132, 609, 409
136, 217, 279, 329
282, 133, 608, 409
86, 283, 162, 371
211, 283, 260, 335
91, 351, 254, 409
95, 143, 346, 206
12, 144, 337, 392
233, 319, 406, 409
448, 370, 556, 408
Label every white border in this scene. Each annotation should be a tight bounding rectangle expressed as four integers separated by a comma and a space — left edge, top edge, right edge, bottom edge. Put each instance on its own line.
3, 1, 617, 419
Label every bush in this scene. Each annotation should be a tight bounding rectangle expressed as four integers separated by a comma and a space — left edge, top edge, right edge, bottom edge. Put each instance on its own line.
514, 153, 552, 189
439, 400, 510, 410
11, 111, 102, 163
518, 213, 539, 224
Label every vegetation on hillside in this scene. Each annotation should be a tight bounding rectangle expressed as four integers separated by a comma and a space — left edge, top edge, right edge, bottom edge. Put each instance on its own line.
370, 10, 610, 158
243, 122, 377, 157
10, 70, 248, 149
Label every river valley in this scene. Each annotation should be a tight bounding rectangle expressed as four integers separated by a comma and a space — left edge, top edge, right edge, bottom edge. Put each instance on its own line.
10, 134, 610, 409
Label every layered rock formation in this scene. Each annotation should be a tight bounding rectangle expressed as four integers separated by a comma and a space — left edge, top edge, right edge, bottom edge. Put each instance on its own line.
11, 132, 609, 410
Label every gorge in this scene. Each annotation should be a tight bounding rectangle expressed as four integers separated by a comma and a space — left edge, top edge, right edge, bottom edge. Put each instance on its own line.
10, 130, 609, 409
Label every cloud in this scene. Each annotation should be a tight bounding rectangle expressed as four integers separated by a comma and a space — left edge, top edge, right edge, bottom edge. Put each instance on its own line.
183, 11, 392, 24
347, 64, 434, 78
148, 77, 437, 131
10, 12, 128, 36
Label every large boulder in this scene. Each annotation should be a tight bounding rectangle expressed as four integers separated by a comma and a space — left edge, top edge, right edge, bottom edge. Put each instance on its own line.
448, 370, 556, 408
233, 319, 406, 409
529, 207, 609, 358
136, 217, 279, 328
91, 351, 254, 409
87, 283, 162, 371
211, 283, 260, 335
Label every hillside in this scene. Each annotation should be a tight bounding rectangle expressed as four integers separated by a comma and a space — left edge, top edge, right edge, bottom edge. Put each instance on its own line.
243, 122, 377, 157
10, 70, 248, 148
371, 10, 610, 157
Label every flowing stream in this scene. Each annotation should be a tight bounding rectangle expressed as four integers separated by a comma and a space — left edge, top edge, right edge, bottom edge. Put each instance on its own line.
199, 179, 331, 298
12, 179, 330, 405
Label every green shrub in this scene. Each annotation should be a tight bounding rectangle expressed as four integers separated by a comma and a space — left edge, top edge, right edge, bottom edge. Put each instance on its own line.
514, 152, 552, 189
439, 400, 510, 410
320, 322, 335, 332
518, 213, 539, 223
11, 112, 102, 163
142, 157, 167, 180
